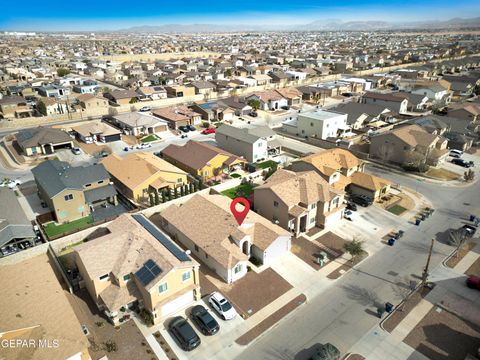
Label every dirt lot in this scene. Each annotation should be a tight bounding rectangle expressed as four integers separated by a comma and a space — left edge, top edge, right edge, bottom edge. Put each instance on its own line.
199, 267, 292, 318
465, 256, 480, 276
66, 289, 157, 360
404, 306, 480, 360
425, 167, 461, 181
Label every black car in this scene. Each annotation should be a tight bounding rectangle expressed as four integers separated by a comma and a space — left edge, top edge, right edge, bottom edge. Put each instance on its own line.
187, 125, 196, 131
190, 305, 220, 335
249, 111, 258, 117
451, 158, 472, 168
168, 316, 201, 351
346, 201, 357, 211
179, 126, 190, 133
281, 105, 290, 110
350, 194, 373, 207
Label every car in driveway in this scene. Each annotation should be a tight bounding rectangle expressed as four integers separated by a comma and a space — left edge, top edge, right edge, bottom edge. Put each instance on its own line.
466, 275, 480, 290
208, 292, 237, 320
449, 149, 463, 157
281, 105, 290, 110
190, 305, 220, 335
187, 125, 196, 131
451, 158, 473, 168
136, 143, 152, 150
309, 343, 340, 360
179, 126, 190, 133
249, 111, 258, 117
345, 201, 357, 211
349, 194, 373, 207
168, 316, 201, 351
71, 147, 82, 155
139, 106, 151, 112
202, 128, 216, 134
463, 224, 477, 237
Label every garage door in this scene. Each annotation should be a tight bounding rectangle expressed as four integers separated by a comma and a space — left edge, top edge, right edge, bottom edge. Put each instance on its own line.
160, 291, 194, 317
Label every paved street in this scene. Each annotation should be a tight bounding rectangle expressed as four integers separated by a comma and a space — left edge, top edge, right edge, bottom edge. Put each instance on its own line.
235, 163, 480, 360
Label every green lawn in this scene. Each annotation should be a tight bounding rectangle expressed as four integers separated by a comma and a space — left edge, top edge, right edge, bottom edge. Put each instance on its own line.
221, 183, 254, 199
387, 205, 407, 216
256, 160, 278, 169
230, 173, 242, 178
44, 216, 93, 238
141, 134, 159, 143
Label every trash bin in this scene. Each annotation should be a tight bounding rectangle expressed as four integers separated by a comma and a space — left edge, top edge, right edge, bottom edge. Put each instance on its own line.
388, 238, 395, 246
470, 214, 476, 222
398, 230, 404, 238
385, 302, 394, 313
421, 214, 426, 221
377, 307, 385, 318
415, 219, 421, 226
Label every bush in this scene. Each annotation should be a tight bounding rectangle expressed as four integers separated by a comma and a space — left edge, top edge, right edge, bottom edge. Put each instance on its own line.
104, 340, 118, 353
140, 308, 154, 326
231, 173, 241, 178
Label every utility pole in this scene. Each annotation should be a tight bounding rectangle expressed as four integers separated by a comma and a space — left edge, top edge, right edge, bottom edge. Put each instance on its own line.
422, 238, 435, 286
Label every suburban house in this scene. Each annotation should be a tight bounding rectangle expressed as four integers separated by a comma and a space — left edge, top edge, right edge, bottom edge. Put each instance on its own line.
16, 127, 73, 156
152, 106, 202, 130
191, 81, 216, 95
411, 82, 451, 103
275, 87, 303, 106
74, 213, 200, 325
245, 91, 288, 111
104, 89, 139, 105
0, 254, 90, 360
443, 132, 475, 152
334, 102, 396, 130
159, 194, 291, 283
290, 149, 391, 201
287, 110, 349, 139
101, 152, 188, 203
161, 140, 246, 181
254, 169, 345, 235
362, 92, 409, 114
215, 124, 281, 162
0, 95, 31, 119
136, 86, 167, 100
72, 121, 122, 143
369, 124, 449, 166
76, 93, 109, 110
447, 103, 479, 123
110, 112, 169, 136
31, 160, 118, 223
190, 102, 235, 122
217, 97, 253, 116
165, 85, 196, 98
0, 188, 36, 250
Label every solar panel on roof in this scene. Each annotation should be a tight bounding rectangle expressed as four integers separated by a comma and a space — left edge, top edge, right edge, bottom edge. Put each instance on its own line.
132, 214, 190, 262
135, 259, 163, 286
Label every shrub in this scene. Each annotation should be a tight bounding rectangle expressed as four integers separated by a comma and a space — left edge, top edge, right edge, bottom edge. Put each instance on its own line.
104, 340, 118, 353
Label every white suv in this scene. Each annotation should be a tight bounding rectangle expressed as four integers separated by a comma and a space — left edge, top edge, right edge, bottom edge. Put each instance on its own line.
208, 292, 237, 320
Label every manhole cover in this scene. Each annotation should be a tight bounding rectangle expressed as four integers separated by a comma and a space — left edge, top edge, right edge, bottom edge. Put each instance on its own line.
388, 271, 399, 276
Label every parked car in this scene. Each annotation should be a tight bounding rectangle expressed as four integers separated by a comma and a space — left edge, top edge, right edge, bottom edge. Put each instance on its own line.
346, 201, 357, 211
451, 158, 472, 168
309, 343, 340, 360
466, 275, 480, 290
181, 134, 188, 139
463, 224, 477, 237
136, 143, 152, 150
168, 316, 201, 351
71, 147, 82, 155
202, 128, 216, 134
187, 125, 196, 131
349, 194, 373, 207
249, 111, 258, 117
341, 92, 354, 97
449, 151, 461, 158
7, 179, 21, 189
281, 105, 290, 110
190, 305, 220, 336
139, 106, 151, 112
179, 126, 190, 133
208, 292, 237, 320
449, 149, 463, 157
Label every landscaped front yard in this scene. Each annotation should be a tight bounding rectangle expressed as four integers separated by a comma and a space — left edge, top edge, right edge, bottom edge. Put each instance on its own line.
387, 204, 407, 216
221, 183, 254, 199
44, 216, 93, 238
256, 160, 278, 170
140, 134, 159, 143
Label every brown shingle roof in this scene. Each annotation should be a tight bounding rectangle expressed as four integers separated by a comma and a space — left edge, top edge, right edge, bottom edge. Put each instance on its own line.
385, 124, 439, 147
297, 148, 362, 176
350, 171, 391, 191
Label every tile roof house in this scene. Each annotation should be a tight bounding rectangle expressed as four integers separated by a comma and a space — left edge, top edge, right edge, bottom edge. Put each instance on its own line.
74, 214, 200, 325
104, 89, 139, 105
152, 105, 202, 130
0, 95, 31, 119
245, 90, 288, 111
161, 140, 246, 181
255, 169, 345, 235
0, 188, 36, 249
159, 194, 291, 283
190, 101, 235, 122
0, 254, 90, 360
101, 152, 188, 203
76, 93, 109, 110
334, 102, 396, 130
72, 121, 122, 143
31, 160, 118, 224
16, 126, 73, 156
215, 124, 281, 162
370, 124, 449, 167
111, 112, 169, 136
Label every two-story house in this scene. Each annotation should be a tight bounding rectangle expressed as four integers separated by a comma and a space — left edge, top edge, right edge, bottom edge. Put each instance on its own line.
295, 110, 349, 139
74, 213, 200, 325
362, 92, 409, 114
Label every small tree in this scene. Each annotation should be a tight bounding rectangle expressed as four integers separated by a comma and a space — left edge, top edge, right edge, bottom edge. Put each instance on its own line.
154, 191, 160, 205
180, 186, 185, 197
36, 100, 47, 116
173, 187, 179, 199
464, 169, 475, 182
189, 182, 195, 193
184, 184, 189, 195
344, 238, 364, 263
129, 97, 137, 104
57, 68, 70, 77
449, 228, 468, 258
247, 99, 261, 111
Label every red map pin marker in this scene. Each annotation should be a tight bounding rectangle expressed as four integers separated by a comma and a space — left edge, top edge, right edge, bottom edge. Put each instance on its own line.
230, 197, 250, 225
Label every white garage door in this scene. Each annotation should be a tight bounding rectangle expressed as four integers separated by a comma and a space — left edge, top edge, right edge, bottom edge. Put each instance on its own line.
160, 291, 194, 317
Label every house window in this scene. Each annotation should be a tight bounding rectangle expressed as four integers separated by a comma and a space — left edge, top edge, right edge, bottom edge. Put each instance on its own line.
99, 274, 109, 281
177, 178, 183, 183
258, 143, 262, 147
204, 170, 209, 176
310, 122, 314, 127
194, 244, 199, 252
234, 264, 242, 274
273, 201, 279, 207
310, 218, 315, 224
123, 274, 130, 281
159, 282, 168, 293
311, 203, 316, 209
64, 194, 73, 201
182, 271, 190, 282
205, 253, 209, 259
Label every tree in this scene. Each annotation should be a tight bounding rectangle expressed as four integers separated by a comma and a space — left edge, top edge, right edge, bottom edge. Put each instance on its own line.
161, 191, 167, 203
225, 68, 232, 78
180, 186, 185, 197
57, 68, 70, 77
36, 100, 47, 116
449, 228, 468, 258
344, 238, 364, 263
154, 191, 160, 205
189, 182, 195, 193
247, 99, 261, 111
403, 150, 428, 172
173, 187, 179, 199
129, 97, 137, 104
464, 169, 475, 182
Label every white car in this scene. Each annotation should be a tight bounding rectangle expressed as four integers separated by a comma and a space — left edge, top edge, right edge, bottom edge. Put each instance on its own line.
139, 106, 152, 112
136, 143, 152, 150
7, 179, 21, 189
208, 292, 237, 320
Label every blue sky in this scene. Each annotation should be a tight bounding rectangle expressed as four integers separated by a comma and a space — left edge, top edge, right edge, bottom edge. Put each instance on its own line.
1, 0, 479, 31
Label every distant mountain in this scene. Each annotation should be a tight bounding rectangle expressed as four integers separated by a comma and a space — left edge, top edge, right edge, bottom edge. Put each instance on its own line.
118, 23, 264, 33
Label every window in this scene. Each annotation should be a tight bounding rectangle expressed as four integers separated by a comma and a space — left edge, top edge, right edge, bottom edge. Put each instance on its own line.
177, 178, 183, 183
234, 264, 242, 274
310, 218, 315, 224
123, 274, 130, 281
194, 244, 199, 252
258, 142, 262, 147
205, 253, 209, 259
204, 170, 209, 176
64, 194, 73, 201
182, 271, 190, 282
310, 122, 314, 127
159, 282, 168, 293
99, 274, 109, 281
273, 201, 279, 207
311, 203, 316, 209
98, 180, 104, 184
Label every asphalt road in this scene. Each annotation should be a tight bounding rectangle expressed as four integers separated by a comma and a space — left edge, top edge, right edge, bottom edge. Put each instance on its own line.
236, 164, 480, 360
